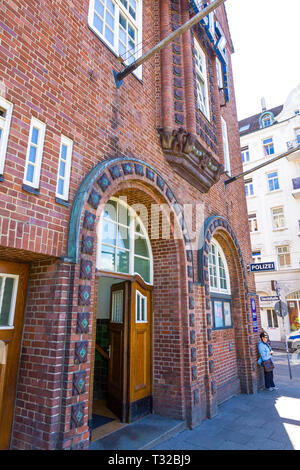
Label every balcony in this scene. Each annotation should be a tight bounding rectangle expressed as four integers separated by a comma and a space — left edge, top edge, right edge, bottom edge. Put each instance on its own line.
286, 138, 300, 162
292, 177, 300, 199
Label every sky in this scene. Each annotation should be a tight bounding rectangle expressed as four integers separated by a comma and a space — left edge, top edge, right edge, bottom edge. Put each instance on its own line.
225, 0, 300, 121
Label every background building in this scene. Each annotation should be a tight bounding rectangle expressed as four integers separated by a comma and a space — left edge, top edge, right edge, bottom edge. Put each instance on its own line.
239, 83, 300, 342
0, 0, 260, 450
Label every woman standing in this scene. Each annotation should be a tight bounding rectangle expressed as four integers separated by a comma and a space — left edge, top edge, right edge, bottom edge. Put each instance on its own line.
258, 332, 279, 391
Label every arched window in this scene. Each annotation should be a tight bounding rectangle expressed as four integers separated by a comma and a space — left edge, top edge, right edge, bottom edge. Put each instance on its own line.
209, 239, 231, 295
97, 198, 153, 284
208, 239, 232, 329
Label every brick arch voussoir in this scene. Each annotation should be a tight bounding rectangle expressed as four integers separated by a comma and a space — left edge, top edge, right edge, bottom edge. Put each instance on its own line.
197, 215, 254, 396
67, 157, 198, 435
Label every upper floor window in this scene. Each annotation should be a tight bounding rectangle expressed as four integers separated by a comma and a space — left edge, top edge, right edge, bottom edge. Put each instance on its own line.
194, 39, 210, 120
295, 128, 300, 146
263, 137, 275, 156
271, 207, 285, 229
276, 245, 291, 268
23, 117, 46, 189
221, 117, 230, 175
88, 0, 143, 78
97, 198, 153, 284
56, 135, 73, 201
248, 213, 258, 232
245, 178, 254, 197
216, 57, 223, 89
0, 97, 13, 175
252, 250, 261, 263
267, 171, 279, 192
208, 240, 230, 295
241, 146, 250, 163
262, 114, 272, 127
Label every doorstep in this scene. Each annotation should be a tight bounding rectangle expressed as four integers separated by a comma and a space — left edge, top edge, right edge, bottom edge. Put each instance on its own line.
89, 414, 187, 451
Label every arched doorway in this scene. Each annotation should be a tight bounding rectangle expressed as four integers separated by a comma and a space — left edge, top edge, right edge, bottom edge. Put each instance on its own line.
91, 197, 154, 427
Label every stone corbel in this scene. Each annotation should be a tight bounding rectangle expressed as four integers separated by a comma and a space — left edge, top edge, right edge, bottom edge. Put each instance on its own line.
157, 127, 224, 193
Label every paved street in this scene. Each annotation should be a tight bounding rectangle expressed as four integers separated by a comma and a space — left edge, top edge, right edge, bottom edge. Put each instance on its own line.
152, 351, 300, 450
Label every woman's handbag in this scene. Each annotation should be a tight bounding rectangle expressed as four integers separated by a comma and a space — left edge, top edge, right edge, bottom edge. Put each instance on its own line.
262, 358, 274, 372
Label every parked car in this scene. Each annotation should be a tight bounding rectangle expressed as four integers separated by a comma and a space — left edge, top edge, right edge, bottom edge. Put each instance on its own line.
287, 329, 300, 353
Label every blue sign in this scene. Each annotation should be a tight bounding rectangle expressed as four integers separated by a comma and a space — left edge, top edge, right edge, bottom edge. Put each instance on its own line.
260, 296, 280, 302
250, 298, 258, 332
250, 262, 276, 272
189, 0, 230, 102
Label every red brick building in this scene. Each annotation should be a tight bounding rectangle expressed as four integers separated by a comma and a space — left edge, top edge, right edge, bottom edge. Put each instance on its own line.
0, 0, 261, 450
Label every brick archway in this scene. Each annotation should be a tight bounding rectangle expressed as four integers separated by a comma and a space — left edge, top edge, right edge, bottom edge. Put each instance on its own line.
197, 215, 259, 416
63, 157, 202, 448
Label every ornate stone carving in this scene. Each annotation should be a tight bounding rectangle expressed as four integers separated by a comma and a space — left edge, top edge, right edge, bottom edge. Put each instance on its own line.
157, 127, 224, 193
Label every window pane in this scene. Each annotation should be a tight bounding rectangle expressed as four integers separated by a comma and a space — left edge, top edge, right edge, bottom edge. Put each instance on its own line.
103, 200, 117, 222
141, 296, 146, 321
31, 127, 39, 145
29, 145, 37, 163
117, 249, 129, 273
93, 13, 104, 33
136, 293, 140, 321
95, 0, 105, 17
118, 203, 130, 226
117, 226, 130, 250
107, 0, 115, 15
111, 290, 123, 323
267, 309, 272, 327
106, 11, 114, 29
59, 160, 66, 178
134, 236, 149, 258
105, 25, 114, 44
134, 256, 150, 283
102, 220, 116, 245
0, 277, 14, 326
100, 244, 115, 271
61, 144, 67, 161
26, 164, 35, 183
57, 178, 64, 196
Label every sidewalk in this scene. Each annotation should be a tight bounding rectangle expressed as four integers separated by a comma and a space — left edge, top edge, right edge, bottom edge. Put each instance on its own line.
151, 351, 300, 450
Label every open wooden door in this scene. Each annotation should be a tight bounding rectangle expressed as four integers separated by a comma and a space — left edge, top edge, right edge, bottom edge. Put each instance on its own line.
127, 277, 152, 422
107, 281, 130, 422
0, 261, 29, 450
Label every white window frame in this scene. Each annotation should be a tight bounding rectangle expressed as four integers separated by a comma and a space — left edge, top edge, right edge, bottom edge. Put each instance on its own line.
88, 0, 143, 80
241, 146, 250, 163
263, 137, 275, 156
271, 206, 285, 230
194, 38, 210, 120
97, 197, 153, 284
135, 289, 147, 323
267, 171, 280, 192
56, 135, 73, 201
276, 245, 291, 268
248, 213, 258, 232
216, 57, 223, 89
23, 117, 46, 189
0, 97, 13, 175
0, 274, 19, 329
209, 239, 231, 295
245, 178, 254, 197
221, 117, 230, 175
252, 250, 261, 263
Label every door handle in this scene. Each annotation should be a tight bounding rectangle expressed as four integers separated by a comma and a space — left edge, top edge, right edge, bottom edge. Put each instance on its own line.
107, 345, 111, 359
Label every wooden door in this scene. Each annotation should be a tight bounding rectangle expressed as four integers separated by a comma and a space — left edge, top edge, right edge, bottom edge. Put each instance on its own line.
107, 281, 130, 422
128, 277, 152, 422
0, 261, 29, 450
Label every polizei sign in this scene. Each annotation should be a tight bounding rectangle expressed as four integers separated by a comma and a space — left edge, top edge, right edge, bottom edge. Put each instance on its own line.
250, 262, 276, 272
